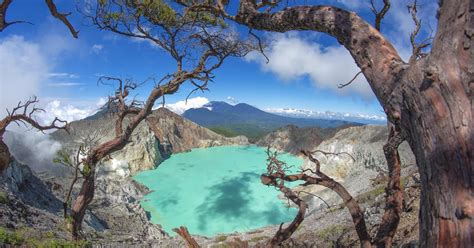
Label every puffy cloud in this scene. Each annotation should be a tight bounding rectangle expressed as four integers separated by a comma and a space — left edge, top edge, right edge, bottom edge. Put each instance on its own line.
0, 36, 48, 117
36, 99, 104, 125
164, 97, 209, 114
245, 34, 374, 98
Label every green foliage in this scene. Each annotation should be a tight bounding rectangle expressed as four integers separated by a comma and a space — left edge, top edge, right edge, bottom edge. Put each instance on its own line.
137, 0, 177, 26
214, 235, 227, 242
53, 149, 72, 167
0, 191, 8, 204
316, 224, 350, 243
82, 163, 91, 177
249, 236, 268, 242
0, 227, 24, 245
209, 124, 269, 142
209, 126, 239, 137
100, 0, 227, 30
356, 185, 386, 204
0, 227, 90, 247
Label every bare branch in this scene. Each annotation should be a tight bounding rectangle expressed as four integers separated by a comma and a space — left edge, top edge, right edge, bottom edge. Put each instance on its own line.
249, 28, 269, 63
261, 148, 371, 247
408, 0, 432, 63
0, 96, 68, 138
338, 71, 363, 89
370, 0, 391, 31
44, 0, 78, 38
0, 0, 33, 32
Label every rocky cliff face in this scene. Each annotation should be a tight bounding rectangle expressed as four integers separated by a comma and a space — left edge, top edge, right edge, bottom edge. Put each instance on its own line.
147, 108, 249, 157
51, 107, 248, 176
292, 125, 416, 212
256, 124, 350, 154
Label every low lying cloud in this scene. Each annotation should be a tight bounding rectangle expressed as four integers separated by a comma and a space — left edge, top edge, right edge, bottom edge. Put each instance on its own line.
3, 130, 62, 174
164, 97, 209, 114
245, 34, 374, 99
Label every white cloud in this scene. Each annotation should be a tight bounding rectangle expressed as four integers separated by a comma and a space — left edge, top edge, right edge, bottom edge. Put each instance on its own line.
47, 82, 85, 87
3, 130, 63, 174
226, 96, 238, 105
48, 72, 79, 79
245, 33, 374, 98
91, 44, 103, 54
36, 99, 103, 124
0, 36, 48, 117
164, 97, 209, 114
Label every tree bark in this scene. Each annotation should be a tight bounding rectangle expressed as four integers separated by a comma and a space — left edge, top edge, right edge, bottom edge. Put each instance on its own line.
231, 0, 473, 246
373, 124, 404, 247
71, 170, 95, 239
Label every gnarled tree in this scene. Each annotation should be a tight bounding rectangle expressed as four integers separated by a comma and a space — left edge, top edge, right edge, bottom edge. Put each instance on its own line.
0, 96, 68, 172
179, 0, 473, 246
67, 0, 253, 239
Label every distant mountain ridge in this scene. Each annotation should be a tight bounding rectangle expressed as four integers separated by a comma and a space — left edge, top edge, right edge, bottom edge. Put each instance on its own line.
182, 101, 361, 141
267, 108, 387, 125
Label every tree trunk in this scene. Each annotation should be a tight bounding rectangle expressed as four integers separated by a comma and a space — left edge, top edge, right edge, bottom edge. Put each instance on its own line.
400, 62, 473, 246
230, 0, 473, 246
71, 170, 95, 239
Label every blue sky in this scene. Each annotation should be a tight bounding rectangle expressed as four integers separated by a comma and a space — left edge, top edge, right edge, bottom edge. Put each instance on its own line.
0, 0, 438, 123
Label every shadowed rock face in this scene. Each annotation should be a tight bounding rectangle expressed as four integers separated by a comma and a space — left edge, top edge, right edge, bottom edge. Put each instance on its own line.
146, 108, 249, 158
256, 124, 351, 154
0, 140, 10, 173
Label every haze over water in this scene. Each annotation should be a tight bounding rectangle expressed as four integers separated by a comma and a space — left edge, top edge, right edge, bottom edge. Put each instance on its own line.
134, 145, 303, 237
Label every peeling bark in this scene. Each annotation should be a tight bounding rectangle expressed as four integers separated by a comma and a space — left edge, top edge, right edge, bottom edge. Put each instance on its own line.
226, 0, 474, 246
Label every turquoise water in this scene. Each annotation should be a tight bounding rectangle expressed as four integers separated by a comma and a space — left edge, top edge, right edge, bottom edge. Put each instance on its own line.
133, 145, 303, 237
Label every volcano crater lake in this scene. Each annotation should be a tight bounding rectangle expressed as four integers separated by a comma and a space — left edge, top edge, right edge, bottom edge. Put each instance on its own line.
133, 145, 303, 237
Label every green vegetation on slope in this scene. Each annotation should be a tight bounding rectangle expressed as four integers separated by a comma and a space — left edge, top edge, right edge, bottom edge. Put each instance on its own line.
209, 126, 239, 138
0, 227, 90, 247
209, 124, 269, 142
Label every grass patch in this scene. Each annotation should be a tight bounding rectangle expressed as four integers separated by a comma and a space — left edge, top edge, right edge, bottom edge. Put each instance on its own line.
210, 244, 232, 248
209, 127, 239, 138
356, 185, 386, 204
249, 236, 268, 243
316, 224, 350, 244
0, 227, 24, 245
0, 191, 8, 204
0, 227, 90, 247
214, 235, 227, 242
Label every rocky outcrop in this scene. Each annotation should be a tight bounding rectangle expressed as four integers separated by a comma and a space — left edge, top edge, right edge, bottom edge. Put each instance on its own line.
256, 124, 350, 154
0, 140, 11, 173
52, 107, 248, 176
147, 108, 249, 158
293, 125, 416, 212
0, 157, 170, 245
